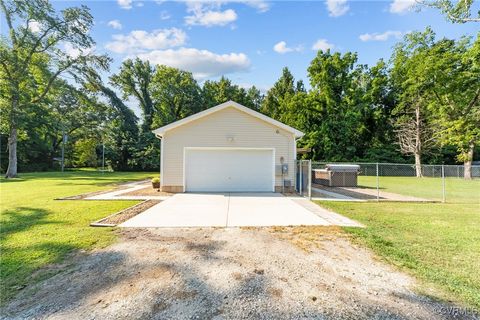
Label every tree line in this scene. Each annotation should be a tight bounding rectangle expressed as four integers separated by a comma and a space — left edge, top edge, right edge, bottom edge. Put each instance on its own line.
1, 0, 479, 179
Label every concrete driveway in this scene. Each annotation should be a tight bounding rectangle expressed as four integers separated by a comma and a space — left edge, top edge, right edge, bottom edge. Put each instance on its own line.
119, 193, 361, 228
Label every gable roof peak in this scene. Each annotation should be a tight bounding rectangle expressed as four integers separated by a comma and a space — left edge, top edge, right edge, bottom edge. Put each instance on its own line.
152, 100, 304, 138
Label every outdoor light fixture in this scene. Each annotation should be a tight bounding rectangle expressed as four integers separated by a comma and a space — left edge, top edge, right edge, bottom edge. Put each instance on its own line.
227, 135, 234, 142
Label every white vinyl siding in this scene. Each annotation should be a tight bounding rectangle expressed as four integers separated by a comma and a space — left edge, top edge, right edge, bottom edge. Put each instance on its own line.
162, 106, 295, 189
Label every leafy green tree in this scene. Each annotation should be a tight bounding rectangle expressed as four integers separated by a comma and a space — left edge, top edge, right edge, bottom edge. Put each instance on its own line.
86, 72, 139, 171
0, 67, 107, 172
427, 34, 480, 178
110, 59, 160, 170
304, 50, 370, 161
390, 28, 439, 176
360, 60, 398, 162
202, 77, 243, 108
417, 0, 480, 23
49, 81, 107, 161
110, 58, 155, 133
261, 67, 298, 119
245, 86, 264, 110
73, 138, 98, 167
151, 65, 202, 126
0, 0, 109, 177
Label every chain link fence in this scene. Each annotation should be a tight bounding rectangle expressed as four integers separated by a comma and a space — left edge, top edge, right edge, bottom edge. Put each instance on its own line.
295, 161, 480, 203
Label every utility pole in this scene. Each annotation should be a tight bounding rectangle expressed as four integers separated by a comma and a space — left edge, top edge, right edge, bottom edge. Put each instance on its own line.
442, 164, 446, 203
102, 142, 105, 173
61, 131, 66, 172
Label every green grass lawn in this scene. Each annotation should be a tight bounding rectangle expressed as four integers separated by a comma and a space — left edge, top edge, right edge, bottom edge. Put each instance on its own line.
318, 200, 480, 309
0, 170, 156, 304
358, 176, 480, 203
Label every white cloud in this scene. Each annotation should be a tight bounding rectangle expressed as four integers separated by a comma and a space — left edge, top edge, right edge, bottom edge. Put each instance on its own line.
64, 43, 95, 58
107, 20, 122, 30
326, 0, 349, 17
389, 0, 416, 13
181, 1, 268, 27
186, 9, 237, 26
359, 30, 403, 42
160, 10, 171, 20
28, 20, 41, 33
238, 0, 270, 12
273, 41, 303, 54
105, 28, 187, 54
181, 0, 270, 13
312, 39, 334, 51
185, 2, 238, 27
136, 48, 250, 79
117, 0, 133, 9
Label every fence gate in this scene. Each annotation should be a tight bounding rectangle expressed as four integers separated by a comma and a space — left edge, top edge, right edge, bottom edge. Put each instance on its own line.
295, 160, 311, 199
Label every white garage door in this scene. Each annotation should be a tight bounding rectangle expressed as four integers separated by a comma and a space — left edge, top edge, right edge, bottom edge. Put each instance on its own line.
185, 149, 274, 192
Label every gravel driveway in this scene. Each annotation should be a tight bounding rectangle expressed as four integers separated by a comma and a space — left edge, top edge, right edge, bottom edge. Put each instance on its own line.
2, 227, 475, 320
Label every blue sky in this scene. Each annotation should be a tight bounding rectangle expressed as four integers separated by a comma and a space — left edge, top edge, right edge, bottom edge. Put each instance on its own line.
10, 1, 480, 91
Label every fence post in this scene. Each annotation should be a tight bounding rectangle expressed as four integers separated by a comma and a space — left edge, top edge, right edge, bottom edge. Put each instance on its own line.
376, 162, 380, 202
299, 161, 303, 196
442, 164, 446, 203
294, 160, 296, 192
308, 160, 312, 200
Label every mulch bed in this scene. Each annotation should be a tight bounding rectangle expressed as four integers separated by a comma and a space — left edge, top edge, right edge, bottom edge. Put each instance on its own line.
91, 200, 161, 227
122, 184, 175, 197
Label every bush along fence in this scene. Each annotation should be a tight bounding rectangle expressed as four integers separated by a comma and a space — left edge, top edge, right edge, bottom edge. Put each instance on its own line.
295, 161, 480, 204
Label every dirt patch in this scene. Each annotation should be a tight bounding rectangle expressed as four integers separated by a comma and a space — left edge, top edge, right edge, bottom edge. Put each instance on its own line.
93, 200, 161, 226
270, 226, 346, 252
2, 228, 476, 319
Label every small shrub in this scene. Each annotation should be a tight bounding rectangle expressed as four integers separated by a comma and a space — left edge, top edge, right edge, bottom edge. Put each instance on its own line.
151, 177, 160, 188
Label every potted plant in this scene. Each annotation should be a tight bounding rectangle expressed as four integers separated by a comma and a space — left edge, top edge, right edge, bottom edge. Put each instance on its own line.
151, 177, 160, 189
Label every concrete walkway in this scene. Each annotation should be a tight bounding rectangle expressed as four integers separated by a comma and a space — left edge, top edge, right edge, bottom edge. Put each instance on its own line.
119, 193, 362, 228
85, 181, 170, 201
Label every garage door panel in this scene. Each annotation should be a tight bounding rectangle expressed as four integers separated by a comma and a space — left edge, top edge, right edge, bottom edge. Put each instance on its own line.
185, 149, 273, 192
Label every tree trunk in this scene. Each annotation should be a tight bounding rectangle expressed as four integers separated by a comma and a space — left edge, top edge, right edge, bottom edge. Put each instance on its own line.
5, 126, 18, 178
414, 152, 422, 178
414, 104, 422, 178
463, 142, 474, 180
5, 94, 19, 178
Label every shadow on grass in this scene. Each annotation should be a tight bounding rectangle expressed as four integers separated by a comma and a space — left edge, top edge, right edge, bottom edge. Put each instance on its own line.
1, 171, 153, 184
356, 184, 386, 190
0, 177, 27, 184
0, 207, 61, 241
0, 241, 81, 304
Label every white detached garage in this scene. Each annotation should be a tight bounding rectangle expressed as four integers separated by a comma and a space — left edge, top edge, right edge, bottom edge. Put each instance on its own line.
152, 101, 304, 193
